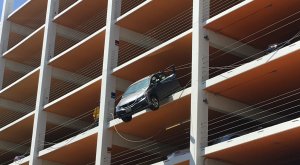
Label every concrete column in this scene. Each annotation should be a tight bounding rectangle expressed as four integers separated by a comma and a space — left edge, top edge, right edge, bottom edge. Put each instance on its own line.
203, 0, 210, 22
0, 0, 14, 89
190, 0, 209, 164
95, 0, 121, 165
29, 0, 58, 164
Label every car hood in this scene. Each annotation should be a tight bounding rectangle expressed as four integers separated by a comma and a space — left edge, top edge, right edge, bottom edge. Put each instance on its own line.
117, 90, 146, 107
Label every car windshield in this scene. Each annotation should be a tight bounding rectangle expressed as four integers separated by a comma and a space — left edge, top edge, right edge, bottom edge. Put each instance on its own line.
123, 77, 150, 97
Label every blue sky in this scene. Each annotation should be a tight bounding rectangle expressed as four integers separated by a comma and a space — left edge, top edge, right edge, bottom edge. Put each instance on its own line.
0, 0, 27, 20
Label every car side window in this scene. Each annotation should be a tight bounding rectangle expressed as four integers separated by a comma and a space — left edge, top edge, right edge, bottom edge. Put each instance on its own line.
160, 74, 174, 84
159, 74, 166, 80
150, 76, 157, 85
151, 73, 167, 85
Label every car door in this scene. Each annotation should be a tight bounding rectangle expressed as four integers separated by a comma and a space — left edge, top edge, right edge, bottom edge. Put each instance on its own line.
155, 73, 179, 99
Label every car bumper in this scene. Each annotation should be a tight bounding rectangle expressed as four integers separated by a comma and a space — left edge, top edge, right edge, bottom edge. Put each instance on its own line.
116, 97, 150, 118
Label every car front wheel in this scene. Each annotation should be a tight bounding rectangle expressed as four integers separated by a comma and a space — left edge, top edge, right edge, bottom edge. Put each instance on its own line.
149, 96, 159, 110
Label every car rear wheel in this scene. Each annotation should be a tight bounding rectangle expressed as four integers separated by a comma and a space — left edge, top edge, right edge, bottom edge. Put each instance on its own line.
121, 115, 132, 122
150, 96, 159, 110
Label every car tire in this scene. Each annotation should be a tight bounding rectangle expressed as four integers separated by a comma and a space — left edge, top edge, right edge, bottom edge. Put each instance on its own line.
121, 115, 132, 122
150, 96, 159, 110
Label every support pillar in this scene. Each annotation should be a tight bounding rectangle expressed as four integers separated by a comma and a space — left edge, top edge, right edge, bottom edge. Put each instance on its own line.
95, 0, 121, 164
190, 0, 210, 164
29, 0, 58, 164
0, 0, 14, 89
